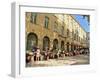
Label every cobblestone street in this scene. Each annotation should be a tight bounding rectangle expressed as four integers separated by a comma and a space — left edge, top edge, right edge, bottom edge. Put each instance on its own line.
26, 54, 89, 67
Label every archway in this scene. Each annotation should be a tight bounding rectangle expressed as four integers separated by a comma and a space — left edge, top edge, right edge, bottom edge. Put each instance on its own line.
71, 43, 74, 51
61, 41, 64, 50
53, 39, 58, 50
67, 42, 69, 52
43, 36, 50, 50
26, 33, 38, 50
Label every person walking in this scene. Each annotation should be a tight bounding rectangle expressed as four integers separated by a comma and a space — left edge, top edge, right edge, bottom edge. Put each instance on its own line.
36, 48, 41, 61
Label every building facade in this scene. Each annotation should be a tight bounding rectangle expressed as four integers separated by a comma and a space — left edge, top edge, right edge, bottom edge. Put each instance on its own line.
86, 32, 90, 48
26, 12, 88, 52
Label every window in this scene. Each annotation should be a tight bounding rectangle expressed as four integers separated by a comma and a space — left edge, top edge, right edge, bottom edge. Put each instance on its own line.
54, 22, 58, 32
76, 30, 78, 41
30, 13, 37, 24
74, 33, 76, 40
61, 26, 64, 35
72, 30, 74, 40
67, 29, 69, 37
44, 16, 49, 28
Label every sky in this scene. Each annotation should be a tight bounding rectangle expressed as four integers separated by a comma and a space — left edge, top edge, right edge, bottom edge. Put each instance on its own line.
73, 15, 90, 32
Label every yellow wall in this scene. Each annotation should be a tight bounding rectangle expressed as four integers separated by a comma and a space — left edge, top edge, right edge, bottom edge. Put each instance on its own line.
26, 12, 88, 51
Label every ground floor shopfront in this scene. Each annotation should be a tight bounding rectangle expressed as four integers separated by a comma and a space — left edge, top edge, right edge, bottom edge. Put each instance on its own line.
26, 32, 87, 52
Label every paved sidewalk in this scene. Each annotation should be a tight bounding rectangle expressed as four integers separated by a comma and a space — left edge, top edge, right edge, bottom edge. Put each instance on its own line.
26, 54, 89, 67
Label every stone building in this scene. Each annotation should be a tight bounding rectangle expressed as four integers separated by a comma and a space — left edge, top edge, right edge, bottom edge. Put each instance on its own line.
25, 12, 88, 52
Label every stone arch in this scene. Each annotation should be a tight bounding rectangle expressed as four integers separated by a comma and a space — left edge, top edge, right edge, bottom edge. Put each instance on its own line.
26, 32, 38, 50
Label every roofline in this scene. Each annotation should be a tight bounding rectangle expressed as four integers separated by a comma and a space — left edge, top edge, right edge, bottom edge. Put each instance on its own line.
70, 15, 89, 33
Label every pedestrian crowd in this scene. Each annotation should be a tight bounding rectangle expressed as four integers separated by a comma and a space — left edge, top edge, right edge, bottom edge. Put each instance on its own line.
26, 46, 89, 64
